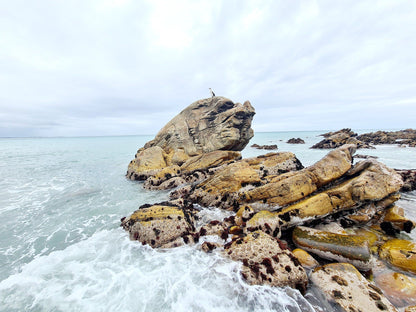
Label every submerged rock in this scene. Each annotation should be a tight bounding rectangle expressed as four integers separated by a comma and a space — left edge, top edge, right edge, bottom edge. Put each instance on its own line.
224, 231, 308, 291
374, 271, 416, 308
378, 239, 416, 274
310, 263, 398, 312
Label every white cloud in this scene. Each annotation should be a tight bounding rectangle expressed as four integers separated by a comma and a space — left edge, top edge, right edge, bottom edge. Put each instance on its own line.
1, 0, 415, 137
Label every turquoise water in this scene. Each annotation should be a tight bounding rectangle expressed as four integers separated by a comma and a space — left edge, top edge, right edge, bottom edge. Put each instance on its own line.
0, 132, 415, 311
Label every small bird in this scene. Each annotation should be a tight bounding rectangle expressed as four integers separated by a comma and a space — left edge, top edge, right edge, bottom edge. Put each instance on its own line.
209, 88, 215, 98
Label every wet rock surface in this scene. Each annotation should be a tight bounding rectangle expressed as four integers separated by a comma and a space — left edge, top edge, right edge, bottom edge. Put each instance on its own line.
224, 231, 308, 291
310, 263, 398, 312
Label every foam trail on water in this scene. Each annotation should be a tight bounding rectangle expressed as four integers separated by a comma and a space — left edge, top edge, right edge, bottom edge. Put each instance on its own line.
0, 229, 314, 312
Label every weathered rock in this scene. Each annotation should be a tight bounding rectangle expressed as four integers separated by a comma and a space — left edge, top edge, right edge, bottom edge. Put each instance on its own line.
292, 248, 319, 269
292, 226, 373, 270
374, 271, 416, 307
251, 144, 278, 150
310, 263, 398, 312
395, 169, 416, 192
241, 144, 356, 208
187, 152, 303, 210
180, 150, 241, 174
224, 231, 308, 291
127, 146, 168, 181
357, 129, 416, 146
287, 138, 305, 144
120, 203, 195, 248
379, 239, 416, 274
312, 129, 373, 149
380, 205, 416, 235
406, 306, 416, 312
127, 97, 254, 181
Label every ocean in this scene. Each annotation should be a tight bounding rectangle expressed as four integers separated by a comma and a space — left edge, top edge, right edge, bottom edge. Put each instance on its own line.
0, 131, 415, 312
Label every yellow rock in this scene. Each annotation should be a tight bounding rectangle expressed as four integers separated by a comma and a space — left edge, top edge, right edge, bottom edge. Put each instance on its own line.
180, 150, 241, 173
122, 205, 194, 248
241, 145, 355, 207
292, 226, 372, 270
127, 146, 167, 180
381, 205, 416, 234
375, 271, 416, 307
292, 248, 319, 269
379, 239, 416, 274
406, 306, 416, 312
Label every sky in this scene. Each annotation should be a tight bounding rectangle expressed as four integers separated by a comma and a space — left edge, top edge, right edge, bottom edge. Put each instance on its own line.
1, 0, 416, 137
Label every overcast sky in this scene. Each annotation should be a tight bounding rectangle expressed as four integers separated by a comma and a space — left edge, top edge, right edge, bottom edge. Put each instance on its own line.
1, 0, 415, 137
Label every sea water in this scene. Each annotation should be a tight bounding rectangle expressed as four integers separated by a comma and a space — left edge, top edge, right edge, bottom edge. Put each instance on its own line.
0, 132, 415, 312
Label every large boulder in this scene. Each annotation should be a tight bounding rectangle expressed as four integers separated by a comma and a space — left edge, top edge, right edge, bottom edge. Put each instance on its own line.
127, 97, 255, 181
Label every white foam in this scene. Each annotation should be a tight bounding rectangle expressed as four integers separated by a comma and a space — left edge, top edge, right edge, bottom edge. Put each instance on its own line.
0, 229, 314, 312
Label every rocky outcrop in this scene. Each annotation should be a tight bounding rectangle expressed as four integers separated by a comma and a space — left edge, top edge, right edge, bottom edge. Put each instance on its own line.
123, 98, 415, 306
184, 152, 304, 210
357, 129, 416, 147
224, 231, 308, 292
120, 203, 196, 248
312, 128, 373, 149
251, 144, 278, 150
287, 138, 305, 144
395, 169, 416, 192
310, 263, 398, 312
127, 97, 255, 181
374, 272, 416, 308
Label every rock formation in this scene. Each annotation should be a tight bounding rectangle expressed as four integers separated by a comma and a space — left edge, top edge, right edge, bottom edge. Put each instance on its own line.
312, 128, 373, 149
357, 129, 416, 147
251, 144, 278, 150
122, 99, 416, 310
287, 138, 305, 144
127, 97, 255, 181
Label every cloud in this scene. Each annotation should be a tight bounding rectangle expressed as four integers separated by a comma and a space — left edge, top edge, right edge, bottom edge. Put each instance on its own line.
1, 0, 415, 137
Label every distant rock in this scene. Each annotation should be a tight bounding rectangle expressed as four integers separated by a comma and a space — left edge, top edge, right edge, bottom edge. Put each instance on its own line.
354, 154, 378, 159
395, 169, 416, 192
357, 129, 416, 147
127, 97, 255, 181
287, 138, 305, 144
251, 143, 278, 150
312, 128, 373, 149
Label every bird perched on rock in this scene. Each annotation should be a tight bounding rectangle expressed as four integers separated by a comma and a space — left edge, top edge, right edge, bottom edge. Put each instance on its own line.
209, 88, 215, 97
